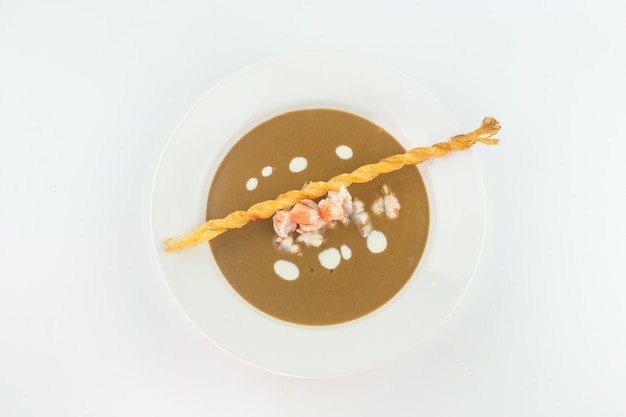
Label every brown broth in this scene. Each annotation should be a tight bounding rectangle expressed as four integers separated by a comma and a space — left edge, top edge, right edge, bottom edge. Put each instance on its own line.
207, 109, 429, 325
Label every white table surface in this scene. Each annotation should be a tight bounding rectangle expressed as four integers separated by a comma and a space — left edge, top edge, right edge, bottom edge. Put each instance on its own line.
2, 1, 625, 415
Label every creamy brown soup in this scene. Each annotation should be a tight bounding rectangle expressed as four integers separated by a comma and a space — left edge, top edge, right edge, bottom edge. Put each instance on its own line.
207, 109, 429, 325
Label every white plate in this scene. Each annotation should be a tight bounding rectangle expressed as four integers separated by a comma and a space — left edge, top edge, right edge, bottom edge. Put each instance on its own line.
150, 52, 486, 377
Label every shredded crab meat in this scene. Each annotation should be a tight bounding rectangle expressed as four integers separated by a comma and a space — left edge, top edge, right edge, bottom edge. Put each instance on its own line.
372, 185, 401, 219
296, 231, 325, 247
327, 186, 353, 221
273, 210, 297, 238
350, 199, 372, 238
275, 236, 301, 254
383, 194, 400, 219
371, 198, 385, 216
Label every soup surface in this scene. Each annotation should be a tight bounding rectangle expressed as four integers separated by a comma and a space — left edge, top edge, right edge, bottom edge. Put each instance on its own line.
207, 109, 429, 325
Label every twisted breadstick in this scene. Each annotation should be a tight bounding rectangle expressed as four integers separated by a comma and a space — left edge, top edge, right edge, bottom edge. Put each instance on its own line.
164, 117, 500, 252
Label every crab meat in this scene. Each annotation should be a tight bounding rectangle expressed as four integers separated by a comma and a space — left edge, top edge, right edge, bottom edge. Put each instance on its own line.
383, 193, 400, 219
318, 197, 344, 222
290, 201, 325, 232
275, 236, 301, 254
371, 197, 385, 216
351, 198, 372, 238
271, 185, 380, 253
327, 186, 353, 220
371, 185, 401, 219
273, 210, 297, 238
296, 230, 324, 247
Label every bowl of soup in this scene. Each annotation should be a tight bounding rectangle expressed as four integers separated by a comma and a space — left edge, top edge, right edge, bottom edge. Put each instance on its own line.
151, 52, 486, 377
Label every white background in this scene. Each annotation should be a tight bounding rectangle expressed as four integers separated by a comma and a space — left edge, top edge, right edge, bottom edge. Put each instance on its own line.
1, 1, 625, 415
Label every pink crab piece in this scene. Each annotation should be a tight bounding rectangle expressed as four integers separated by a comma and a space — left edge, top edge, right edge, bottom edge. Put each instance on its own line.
290, 201, 325, 232
273, 210, 297, 238
327, 186, 353, 220
318, 197, 344, 222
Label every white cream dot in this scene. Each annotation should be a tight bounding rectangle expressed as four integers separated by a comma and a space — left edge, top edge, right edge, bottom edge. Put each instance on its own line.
340, 244, 352, 260
246, 177, 258, 191
274, 260, 299, 281
318, 247, 341, 270
261, 166, 273, 177
289, 157, 308, 173
366, 230, 387, 254
335, 145, 353, 160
